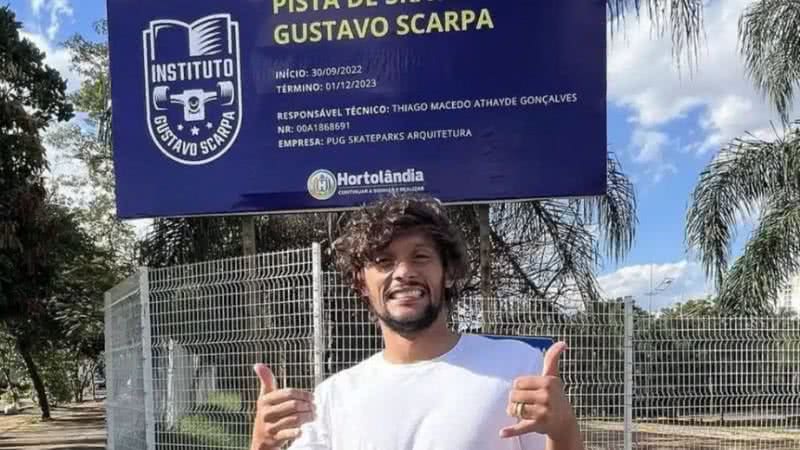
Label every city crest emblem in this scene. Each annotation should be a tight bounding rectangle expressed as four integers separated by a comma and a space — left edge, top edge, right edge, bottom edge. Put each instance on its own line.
143, 14, 242, 165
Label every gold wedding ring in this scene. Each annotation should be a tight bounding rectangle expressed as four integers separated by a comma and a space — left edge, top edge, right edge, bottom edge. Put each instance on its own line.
514, 401, 525, 419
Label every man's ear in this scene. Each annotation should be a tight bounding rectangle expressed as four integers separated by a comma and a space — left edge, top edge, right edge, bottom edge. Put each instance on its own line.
444, 273, 455, 289
355, 272, 369, 298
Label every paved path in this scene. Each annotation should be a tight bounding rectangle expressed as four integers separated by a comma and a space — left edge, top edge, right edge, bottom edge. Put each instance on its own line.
0, 401, 105, 450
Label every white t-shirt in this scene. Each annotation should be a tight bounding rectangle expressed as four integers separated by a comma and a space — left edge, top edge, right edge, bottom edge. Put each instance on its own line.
289, 334, 547, 450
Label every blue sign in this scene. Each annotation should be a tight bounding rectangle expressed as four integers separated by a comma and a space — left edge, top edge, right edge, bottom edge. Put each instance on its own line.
481, 334, 554, 355
107, 0, 606, 219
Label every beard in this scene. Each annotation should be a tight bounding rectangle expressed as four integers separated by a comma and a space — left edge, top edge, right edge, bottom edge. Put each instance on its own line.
376, 297, 443, 334
373, 279, 446, 335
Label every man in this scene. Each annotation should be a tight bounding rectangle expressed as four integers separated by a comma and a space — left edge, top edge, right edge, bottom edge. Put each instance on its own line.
250, 194, 585, 450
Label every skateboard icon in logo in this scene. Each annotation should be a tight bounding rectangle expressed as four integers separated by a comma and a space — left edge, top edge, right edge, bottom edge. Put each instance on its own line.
143, 14, 242, 165
152, 82, 235, 123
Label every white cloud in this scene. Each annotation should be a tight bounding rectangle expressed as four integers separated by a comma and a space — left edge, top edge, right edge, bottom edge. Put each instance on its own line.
46, 0, 73, 40
608, 0, 799, 156
631, 129, 667, 164
19, 30, 78, 92
44, 130, 86, 200
649, 163, 678, 184
629, 128, 677, 183
28, 0, 73, 40
22, 4, 149, 241
131, 219, 154, 239
598, 261, 713, 312
30, 0, 46, 15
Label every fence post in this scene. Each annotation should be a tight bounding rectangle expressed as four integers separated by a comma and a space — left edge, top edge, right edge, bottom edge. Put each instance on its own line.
624, 296, 634, 450
104, 291, 116, 450
139, 268, 156, 450
312, 243, 325, 386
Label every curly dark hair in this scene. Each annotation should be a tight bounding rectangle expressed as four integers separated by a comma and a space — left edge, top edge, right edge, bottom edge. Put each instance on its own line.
333, 193, 470, 307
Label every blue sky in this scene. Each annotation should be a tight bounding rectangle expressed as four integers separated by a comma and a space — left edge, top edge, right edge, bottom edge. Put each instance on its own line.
7, 0, 794, 312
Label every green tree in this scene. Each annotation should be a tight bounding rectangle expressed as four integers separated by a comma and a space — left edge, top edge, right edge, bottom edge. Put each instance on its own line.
47, 20, 137, 272
738, 0, 800, 124
2, 200, 94, 418
0, 326, 28, 405
637, 297, 799, 422
40, 21, 136, 406
49, 236, 118, 402
81, 2, 705, 444
61, 0, 711, 292
0, 5, 74, 419
607, 0, 704, 71
660, 297, 719, 317
7, 200, 117, 409
685, 0, 800, 315
137, 0, 709, 295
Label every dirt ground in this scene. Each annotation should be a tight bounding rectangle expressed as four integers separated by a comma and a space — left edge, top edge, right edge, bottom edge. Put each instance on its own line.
583, 420, 800, 450
0, 400, 105, 450
3, 402, 798, 450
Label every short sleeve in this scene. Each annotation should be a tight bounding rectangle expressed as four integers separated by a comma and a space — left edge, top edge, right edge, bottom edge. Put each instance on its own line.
287, 380, 332, 450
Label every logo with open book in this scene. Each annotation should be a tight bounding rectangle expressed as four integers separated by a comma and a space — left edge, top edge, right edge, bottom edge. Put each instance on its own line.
143, 14, 243, 165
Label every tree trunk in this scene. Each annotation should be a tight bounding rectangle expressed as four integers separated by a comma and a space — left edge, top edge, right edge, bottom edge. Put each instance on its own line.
2, 368, 19, 405
74, 359, 85, 403
241, 216, 256, 256
73, 361, 79, 403
90, 361, 97, 401
18, 346, 50, 420
327, 213, 336, 248
475, 204, 493, 333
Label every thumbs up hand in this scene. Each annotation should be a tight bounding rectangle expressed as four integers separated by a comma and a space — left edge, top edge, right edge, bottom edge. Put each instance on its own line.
499, 342, 583, 448
250, 364, 316, 450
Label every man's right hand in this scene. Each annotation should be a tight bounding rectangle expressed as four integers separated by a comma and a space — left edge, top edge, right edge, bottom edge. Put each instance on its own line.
250, 364, 316, 450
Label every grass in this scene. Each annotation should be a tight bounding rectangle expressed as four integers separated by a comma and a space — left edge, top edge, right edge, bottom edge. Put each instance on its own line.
178, 415, 249, 449
206, 391, 242, 412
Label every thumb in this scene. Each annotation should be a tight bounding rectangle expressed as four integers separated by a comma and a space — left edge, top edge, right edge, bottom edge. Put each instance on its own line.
254, 363, 276, 396
542, 341, 567, 377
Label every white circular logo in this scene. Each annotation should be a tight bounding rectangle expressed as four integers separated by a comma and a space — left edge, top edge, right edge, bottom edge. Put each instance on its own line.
307, 170, 337, 200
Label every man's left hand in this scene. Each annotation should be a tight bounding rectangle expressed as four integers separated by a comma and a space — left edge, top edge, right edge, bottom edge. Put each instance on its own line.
499, 341, 581, 445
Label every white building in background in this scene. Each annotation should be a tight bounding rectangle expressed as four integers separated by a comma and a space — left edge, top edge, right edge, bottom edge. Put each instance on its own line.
780, 273, 800, 313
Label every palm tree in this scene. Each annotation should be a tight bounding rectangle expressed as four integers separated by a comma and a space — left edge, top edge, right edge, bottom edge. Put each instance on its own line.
140, 0, 707, 299
62, 2, 706, 302
685, 0, 800, 315
477, 155, 637, 304
607, 0, 705, 70
738, 0, 800, 124
140, 155, 637, 305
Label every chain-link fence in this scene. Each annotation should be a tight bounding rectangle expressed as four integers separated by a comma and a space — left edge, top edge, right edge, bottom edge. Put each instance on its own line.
147, 248, 319, 450
323, 274, 632, 449
105, 245, 800, 450
631, 316, 800, 449
104, 272, 148, 450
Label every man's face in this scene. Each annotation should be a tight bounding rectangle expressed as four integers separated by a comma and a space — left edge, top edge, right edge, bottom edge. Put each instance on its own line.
360, 231, 447, 334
